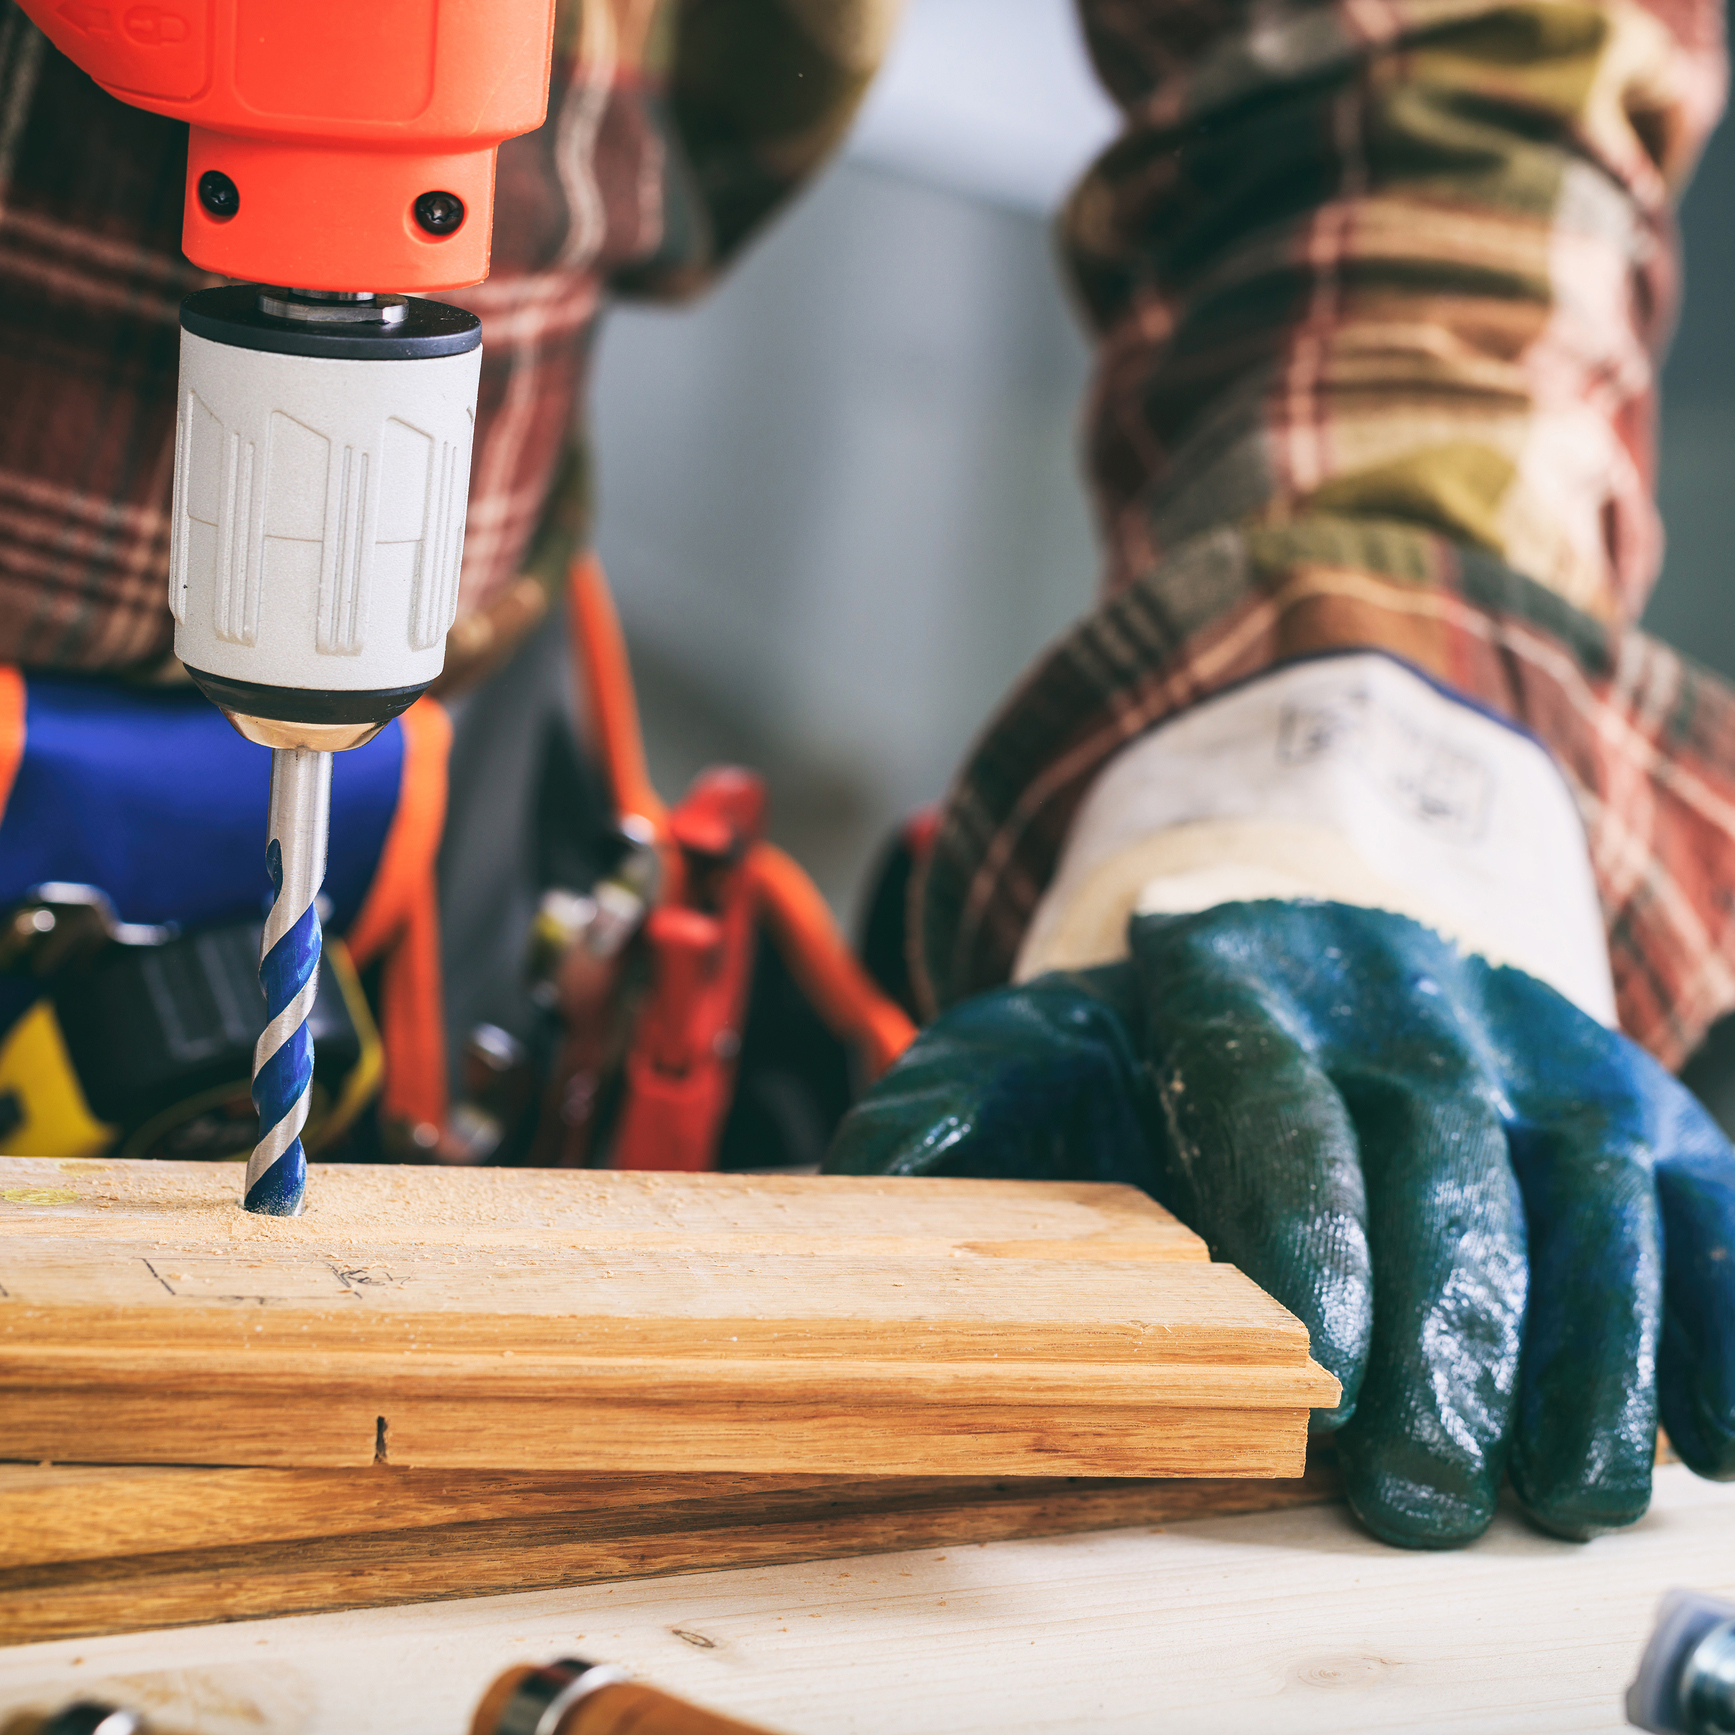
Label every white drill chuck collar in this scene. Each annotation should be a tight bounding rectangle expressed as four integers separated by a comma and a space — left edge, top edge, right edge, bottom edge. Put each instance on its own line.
169, 287, 481, 745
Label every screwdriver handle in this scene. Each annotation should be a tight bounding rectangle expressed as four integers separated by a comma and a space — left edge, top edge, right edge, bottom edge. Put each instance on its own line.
473, 1663, 779, 1735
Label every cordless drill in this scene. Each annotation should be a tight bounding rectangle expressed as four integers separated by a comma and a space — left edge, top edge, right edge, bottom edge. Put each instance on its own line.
15, 0, 556, 1212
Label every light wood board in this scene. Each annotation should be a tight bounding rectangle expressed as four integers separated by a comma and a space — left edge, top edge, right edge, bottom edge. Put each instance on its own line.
0, 1459, 1342, 1644
0, 1159, 1337, 1477
2, 1463, 1730, 1734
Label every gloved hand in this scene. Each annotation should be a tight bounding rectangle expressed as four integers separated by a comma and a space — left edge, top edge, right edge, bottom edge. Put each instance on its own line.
827, 900, 1735, 1548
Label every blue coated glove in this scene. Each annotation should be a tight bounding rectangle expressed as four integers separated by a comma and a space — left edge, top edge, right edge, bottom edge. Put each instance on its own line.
826, 901, 1735, 1548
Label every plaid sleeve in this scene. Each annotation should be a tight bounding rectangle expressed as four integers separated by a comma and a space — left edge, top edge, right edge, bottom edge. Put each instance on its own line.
0, 5, 201, 673
612, 0, 904, 300
916, 0, 1735, 1071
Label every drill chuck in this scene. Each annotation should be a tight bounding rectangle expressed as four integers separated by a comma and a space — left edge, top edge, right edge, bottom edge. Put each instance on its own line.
170, 285, 481, 749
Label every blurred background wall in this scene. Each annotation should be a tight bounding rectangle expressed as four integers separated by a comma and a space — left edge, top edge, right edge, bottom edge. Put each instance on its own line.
1644, 110, 1735, 672
589, 0, 1116, 918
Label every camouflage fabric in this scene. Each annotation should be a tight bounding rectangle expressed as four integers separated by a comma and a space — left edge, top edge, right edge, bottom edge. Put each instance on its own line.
916, 0, 1735, 1069
0, 0, 898, 675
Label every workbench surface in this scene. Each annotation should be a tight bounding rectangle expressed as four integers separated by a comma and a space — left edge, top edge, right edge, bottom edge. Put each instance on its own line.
2, 1463, 1730, 1734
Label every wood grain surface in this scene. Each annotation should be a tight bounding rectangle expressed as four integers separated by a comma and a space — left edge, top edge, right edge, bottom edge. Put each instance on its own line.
3, 1464, 1730, 1734
0, 1160, 1337, 1476
0, 1459, 1343, 1644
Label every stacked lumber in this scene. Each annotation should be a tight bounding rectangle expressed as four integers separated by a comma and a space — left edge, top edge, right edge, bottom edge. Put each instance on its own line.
0, 1157, 1339, 1639
0, 1460, 1344, 1643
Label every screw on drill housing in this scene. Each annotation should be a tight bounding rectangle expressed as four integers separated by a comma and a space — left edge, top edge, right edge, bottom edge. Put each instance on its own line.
198, 170, 239, 219
414, 190, 465, 235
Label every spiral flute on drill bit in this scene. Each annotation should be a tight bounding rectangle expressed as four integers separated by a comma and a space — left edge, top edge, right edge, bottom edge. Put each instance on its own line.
245, 749, 332, 1216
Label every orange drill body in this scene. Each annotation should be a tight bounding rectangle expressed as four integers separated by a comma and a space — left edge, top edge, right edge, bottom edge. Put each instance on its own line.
16, 0, 554, 289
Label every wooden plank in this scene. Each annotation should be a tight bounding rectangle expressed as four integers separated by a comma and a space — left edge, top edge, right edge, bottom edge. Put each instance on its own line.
0, 1160, 1210, 1258
0, 1160, 1338, 1475
0, 1459, 1344, 1644
2, 1465, 1731, 1733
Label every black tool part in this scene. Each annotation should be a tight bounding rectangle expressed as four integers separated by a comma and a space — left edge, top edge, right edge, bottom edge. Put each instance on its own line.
1682, 1012, 1735, 1143
532, 712, 625, 892
1630, 1593, 1735, 1733
197, 169, 239, 219
185, 666, 430, 729
493, 1659, 612, 1735
53, 922, 360, 1157
414, 190, 466, 235
181, 284, 481, 361
40, 1703, 144, 1735
715, 930, 853, 1172
857, 822, 927, 1023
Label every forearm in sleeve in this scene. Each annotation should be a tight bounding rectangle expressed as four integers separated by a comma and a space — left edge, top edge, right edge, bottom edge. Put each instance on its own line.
917, 0, 1735, 1068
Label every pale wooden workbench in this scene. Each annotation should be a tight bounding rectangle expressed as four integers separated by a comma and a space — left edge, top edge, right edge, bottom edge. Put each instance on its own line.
1, 1463, 1729, 1734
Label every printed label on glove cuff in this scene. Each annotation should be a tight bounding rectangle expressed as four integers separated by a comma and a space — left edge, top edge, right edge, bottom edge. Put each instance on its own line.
1015, 652, 1617, 1024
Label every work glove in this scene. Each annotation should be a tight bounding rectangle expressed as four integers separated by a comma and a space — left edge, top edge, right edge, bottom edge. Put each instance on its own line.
827, 899, 1735, 1549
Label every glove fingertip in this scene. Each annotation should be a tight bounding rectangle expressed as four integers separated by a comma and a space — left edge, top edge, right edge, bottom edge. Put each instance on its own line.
1339, 1429, 1503, 1548
1654, 1172, 1735, 1481
1658, 1372, 1735, 1482
1510, 1462, 1651, 1541
1518, 1503, 1649, 1543
1344, 1470, 1500, 1550
1675, 1449, 1735, 1482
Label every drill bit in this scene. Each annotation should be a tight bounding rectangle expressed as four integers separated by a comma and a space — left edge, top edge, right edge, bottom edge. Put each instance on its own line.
244, 747, 331, 1216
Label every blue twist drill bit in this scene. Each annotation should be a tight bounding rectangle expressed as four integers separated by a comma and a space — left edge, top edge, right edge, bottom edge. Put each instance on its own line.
244, 747, 332, 1217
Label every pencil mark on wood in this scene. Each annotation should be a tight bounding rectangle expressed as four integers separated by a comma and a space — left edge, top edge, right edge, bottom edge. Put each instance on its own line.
332, 1264, 397, 1289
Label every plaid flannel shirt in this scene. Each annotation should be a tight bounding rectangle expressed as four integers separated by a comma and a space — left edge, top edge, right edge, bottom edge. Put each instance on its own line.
916, 0, 1735, 1072
1, 0, 1731, 1068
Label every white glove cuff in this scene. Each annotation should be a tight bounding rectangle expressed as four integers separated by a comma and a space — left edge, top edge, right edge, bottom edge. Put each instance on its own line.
1013, 652, 1617, 1025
